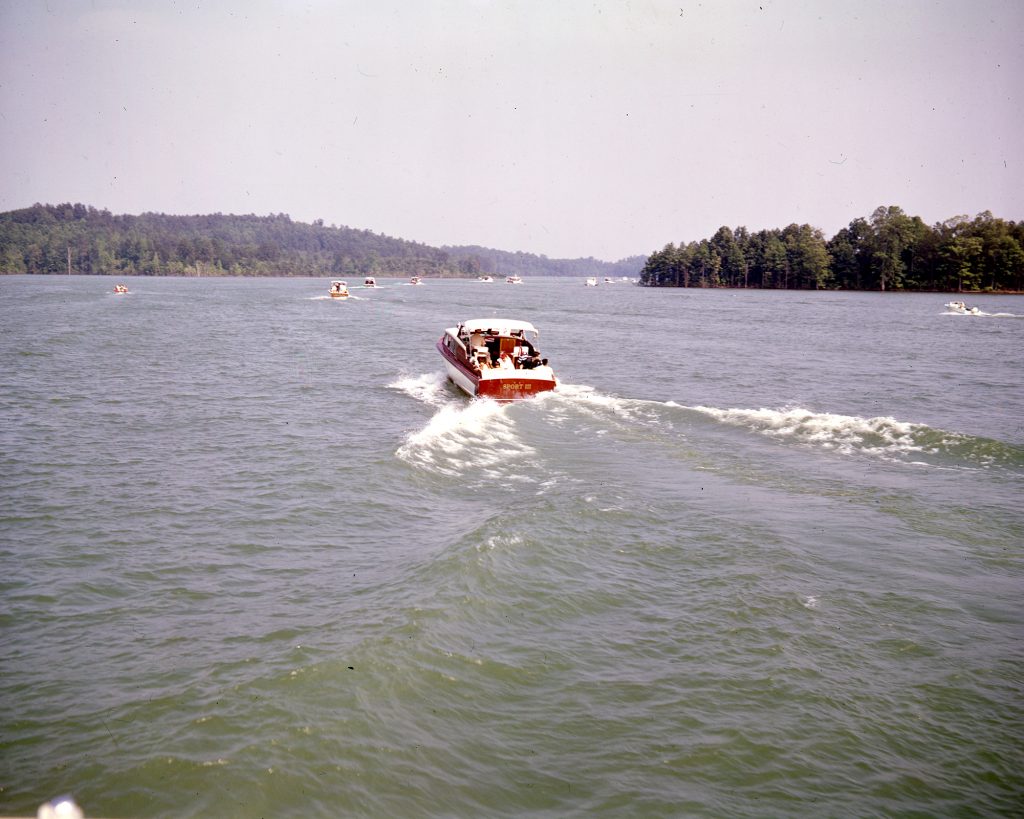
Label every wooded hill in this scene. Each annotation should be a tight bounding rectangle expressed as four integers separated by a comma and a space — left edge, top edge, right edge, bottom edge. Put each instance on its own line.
640, 206, 1024, 292
0, 203, 645, 279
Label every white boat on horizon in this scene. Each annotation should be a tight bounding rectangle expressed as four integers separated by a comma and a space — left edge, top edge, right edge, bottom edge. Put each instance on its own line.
506, 274, 523, 284
437, 318, 556, 401
329, 280, 349, 298
477, 275, 494, 283
364, 277, 377, 287
585, 277, 598, 286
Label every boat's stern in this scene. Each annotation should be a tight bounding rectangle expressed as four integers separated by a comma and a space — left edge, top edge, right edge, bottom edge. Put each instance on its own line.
477, 367, 556, 400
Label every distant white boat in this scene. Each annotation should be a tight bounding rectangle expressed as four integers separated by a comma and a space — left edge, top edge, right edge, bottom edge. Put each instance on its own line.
506, 275, 523, 284
364, 277, 377, 287
585, 277, 598, 287
477, 275, 493, 283
410, 276, 423, 285
945, 300, 980, 315
329, 280, 349, 299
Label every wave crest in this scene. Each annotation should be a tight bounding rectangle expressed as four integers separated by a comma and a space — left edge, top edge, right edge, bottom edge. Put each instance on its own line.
395, 391, 535, 478
388, 372, 451, 407
690, 405, 1022, 467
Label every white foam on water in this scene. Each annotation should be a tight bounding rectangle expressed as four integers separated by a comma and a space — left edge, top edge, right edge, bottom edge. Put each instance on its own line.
542, 383, 665, 426
942, 308, 1023, 318
387, 372, 451, 407
476, 533, 523, 552
691, 405, 931, 459
801, 595, 819, 609
396, 394, 536, 477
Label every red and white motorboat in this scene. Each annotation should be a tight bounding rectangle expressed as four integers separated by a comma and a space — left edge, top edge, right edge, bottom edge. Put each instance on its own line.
437, 319, 557, 401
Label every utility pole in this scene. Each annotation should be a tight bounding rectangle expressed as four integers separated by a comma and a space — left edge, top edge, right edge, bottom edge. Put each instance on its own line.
67, 245, 72, 276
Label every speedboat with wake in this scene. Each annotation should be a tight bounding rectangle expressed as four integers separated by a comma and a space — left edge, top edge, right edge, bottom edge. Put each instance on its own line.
329, 280, 349, 298
437, 318, 557, 400
113, 283, 128, 294
945, 300, 980, 315
506, 274, 523, 284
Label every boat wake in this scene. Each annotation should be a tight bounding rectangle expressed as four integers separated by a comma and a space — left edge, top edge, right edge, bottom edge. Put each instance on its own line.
390, 376, 1022, 474
389, 372, 452, 407
941, 307, 1022, 318
538, 383, 675, 433
389, 373, 537, 478
688, 405, 1021, 468
693, 406, 925, 455
544, 387, 1021, 470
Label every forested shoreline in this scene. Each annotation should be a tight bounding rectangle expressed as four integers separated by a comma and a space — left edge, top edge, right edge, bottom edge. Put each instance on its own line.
4, 202, 1021, 291
0, 203, 644, 280
640, 206, 1024, 292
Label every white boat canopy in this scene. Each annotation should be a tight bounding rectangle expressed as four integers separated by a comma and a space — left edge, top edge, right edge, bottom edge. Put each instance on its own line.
456, 318, 539, 336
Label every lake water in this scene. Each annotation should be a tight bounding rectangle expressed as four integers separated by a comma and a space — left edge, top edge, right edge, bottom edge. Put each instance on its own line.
1, 275, 1022, 817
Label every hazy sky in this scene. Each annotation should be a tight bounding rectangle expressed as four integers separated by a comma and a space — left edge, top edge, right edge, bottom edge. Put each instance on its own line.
2, 0, 1021, 261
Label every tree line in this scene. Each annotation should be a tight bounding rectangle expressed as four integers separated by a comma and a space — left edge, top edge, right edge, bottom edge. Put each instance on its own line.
640, 206, 1024, 292
0, 203, 643, 279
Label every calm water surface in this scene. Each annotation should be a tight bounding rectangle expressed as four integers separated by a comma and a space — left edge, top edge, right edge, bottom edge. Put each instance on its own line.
1, 276, 1022, 817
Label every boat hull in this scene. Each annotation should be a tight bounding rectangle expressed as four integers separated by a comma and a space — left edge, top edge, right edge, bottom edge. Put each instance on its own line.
437, 340, 555, 401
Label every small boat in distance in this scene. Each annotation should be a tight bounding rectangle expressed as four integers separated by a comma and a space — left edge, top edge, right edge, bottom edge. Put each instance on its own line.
506, 274, 523, 284
603, 277, 615, 284
113, 284, 128, 294
409, 276, 423, 285
364, 277, 377, 287
437, 318, 557, 401
329, 280, 350, 299
945, 300, 980, 315
585, 277, 598, 287
477, 275, 494, 283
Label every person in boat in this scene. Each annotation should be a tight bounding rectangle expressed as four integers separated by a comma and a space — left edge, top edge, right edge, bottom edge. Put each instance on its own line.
497, 350, 515, 369
486, 336, 501, 366
512, 336, 541, 369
